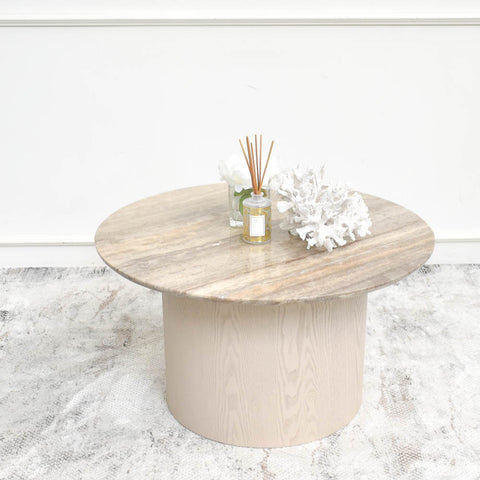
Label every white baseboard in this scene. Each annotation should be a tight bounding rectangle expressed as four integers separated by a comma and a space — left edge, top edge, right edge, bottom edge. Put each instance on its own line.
0, 241, 478, 268
0, 245, 103, 268
427, 240, 480, 265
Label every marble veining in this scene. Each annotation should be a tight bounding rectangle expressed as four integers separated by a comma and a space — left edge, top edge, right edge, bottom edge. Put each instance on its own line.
1, 265, 479, 479
95, 184, 434, 304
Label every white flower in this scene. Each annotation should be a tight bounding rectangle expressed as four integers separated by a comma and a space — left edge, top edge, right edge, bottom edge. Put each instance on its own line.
218, 154, 251, 191
270, 166, 372, 252
219, 154, 281, 192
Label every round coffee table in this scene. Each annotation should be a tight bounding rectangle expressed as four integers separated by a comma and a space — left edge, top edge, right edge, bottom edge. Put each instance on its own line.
95, 183, 434, 448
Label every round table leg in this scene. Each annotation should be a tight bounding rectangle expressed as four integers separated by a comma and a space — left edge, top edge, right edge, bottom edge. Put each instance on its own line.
162, 293, 367, 448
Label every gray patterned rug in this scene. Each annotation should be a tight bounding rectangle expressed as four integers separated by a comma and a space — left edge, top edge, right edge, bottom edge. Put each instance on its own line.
0, 266, 479, 480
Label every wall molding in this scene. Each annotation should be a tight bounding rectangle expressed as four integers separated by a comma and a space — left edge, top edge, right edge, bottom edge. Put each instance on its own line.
2, 18, 480, 27
1, 235, 479, 246
2, 1, 480, 27
0, 240, 479, 267
2, 17, 480, 27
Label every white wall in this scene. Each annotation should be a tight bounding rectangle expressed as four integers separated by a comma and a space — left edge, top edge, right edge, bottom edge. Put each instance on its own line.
1, 1, 480, 264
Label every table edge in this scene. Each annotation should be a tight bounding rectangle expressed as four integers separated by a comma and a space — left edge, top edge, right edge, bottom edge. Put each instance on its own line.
95, 187, 435, 304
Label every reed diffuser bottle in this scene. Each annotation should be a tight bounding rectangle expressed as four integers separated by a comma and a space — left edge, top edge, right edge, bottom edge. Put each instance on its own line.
243, 191, 271, 244
239, 135, 274, 244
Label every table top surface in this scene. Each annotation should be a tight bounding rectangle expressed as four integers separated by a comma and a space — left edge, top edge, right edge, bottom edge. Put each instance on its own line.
95, 183, 434, 304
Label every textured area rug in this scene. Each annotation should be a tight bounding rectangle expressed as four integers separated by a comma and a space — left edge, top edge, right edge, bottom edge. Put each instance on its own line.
0, 266, 479, 480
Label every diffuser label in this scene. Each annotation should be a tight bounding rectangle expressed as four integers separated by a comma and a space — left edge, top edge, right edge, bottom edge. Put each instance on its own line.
249, 215, 265, 237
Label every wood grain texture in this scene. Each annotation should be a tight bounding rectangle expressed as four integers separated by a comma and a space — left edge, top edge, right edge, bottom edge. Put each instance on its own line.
95, 183, 434, 304
163, 292, 367, 447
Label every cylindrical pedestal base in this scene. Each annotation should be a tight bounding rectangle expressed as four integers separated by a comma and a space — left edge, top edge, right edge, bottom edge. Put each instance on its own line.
163, 293, 367, 448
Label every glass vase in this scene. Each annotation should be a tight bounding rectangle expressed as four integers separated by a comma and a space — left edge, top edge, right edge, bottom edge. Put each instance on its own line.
228, 185, 245, 227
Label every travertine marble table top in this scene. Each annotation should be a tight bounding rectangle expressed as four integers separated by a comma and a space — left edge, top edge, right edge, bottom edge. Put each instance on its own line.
95, 183, 434, 304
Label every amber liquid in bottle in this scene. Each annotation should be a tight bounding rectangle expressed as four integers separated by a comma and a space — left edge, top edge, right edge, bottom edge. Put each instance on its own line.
242, 192, 271, 244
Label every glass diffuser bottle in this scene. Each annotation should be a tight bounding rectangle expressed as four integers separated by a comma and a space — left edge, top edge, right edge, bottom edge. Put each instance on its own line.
238, 134, 274, 245
243, 192, 271, 243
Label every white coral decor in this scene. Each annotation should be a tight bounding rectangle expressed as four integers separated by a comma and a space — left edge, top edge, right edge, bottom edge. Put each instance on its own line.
271, 166, 372, 251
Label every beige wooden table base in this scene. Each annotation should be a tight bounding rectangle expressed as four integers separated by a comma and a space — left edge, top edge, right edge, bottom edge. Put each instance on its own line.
163, 293, 367, 448
95, 184, 434, 448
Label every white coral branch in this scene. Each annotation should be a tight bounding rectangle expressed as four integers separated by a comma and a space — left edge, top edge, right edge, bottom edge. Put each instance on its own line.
270, 166, 372, 252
